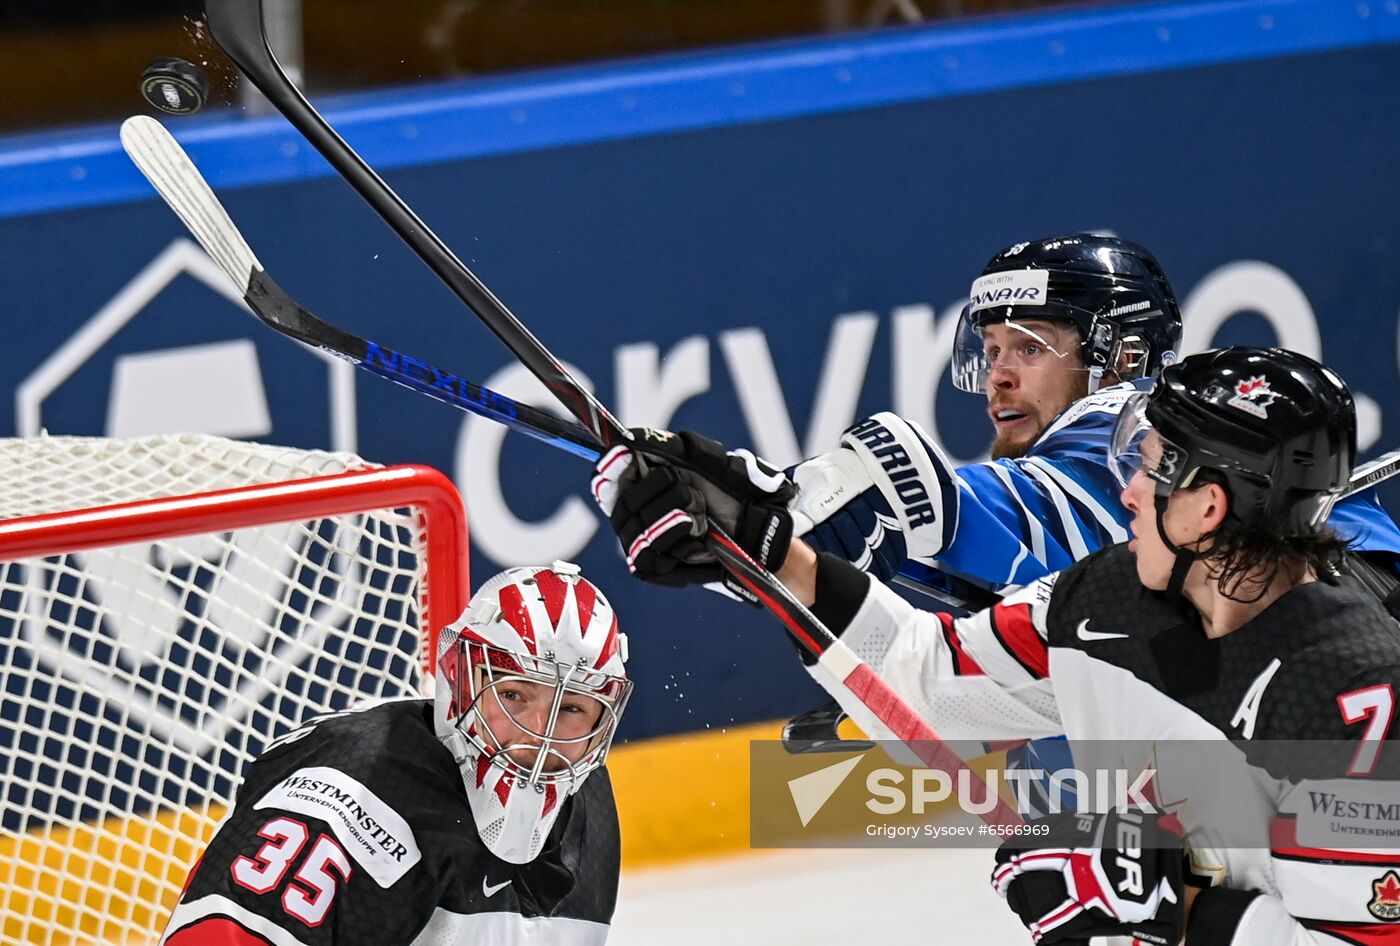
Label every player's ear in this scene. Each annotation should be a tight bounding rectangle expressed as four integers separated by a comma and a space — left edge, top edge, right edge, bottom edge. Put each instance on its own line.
1199, 480, 1231, 535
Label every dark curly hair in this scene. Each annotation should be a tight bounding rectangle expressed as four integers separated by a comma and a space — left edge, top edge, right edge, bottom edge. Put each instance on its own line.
1191, 470, 1347, 602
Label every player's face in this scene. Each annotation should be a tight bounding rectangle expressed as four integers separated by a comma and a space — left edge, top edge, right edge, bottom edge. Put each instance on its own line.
1119, 432, 1211, 589
982, 320, 1089, 460
477, 678, 607, 773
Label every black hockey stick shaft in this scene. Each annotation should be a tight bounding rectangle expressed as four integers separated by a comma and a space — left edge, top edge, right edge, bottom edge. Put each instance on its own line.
204, 0, 851, 662
1345, 447, 1400, 499
205, 0, 622, 448
247, 269, 606, 462
204, 3, 1032, 828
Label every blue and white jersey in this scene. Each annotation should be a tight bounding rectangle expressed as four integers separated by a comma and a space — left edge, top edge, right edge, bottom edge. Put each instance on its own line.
932, 379, 1400, 593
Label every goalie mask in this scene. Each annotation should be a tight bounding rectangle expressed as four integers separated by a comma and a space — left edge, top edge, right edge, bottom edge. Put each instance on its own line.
952, 234, 1182, 395
434, 561, 631, 864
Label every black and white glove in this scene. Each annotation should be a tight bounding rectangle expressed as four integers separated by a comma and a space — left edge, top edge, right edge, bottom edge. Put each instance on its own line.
788, 412, 959, 581
991, 810, 1185, 946
591, 428, 795, 604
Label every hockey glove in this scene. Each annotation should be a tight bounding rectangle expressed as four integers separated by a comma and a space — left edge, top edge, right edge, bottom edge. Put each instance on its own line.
591, 429, 795, 604
991, 809, 1185, 946
788, 412, 959, 581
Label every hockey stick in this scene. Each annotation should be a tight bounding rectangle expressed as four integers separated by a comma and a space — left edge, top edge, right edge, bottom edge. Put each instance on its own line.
782, 700, 876, 755
208, 0, 615, 443
203, 0, 1025, 827
120, 116, 601, 463
120, 114, 988, 614
120, 114, 961, 764
126, 108, 1400, 768
1347, 447, 1400, 498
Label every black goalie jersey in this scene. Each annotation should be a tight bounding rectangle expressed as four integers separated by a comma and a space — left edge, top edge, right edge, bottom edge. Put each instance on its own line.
160, 699, 620, 946
807, 545, 1400, 945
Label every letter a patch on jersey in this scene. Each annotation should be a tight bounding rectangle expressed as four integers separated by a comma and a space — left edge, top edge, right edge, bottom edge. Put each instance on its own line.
1230, 659, 1282, 740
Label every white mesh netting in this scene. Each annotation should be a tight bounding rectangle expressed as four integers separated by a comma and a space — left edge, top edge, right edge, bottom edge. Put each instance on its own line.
0, 433, 459, 946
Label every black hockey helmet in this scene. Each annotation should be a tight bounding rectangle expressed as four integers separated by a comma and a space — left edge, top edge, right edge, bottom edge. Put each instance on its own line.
1110, 347, 1355, 535
952, 233, 1182, 393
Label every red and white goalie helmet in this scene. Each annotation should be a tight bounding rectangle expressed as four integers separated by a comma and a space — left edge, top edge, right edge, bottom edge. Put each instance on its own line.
434, 560, 631, 864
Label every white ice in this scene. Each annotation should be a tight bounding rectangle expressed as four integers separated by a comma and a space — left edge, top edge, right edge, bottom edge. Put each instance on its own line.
611, 847, 1029, 945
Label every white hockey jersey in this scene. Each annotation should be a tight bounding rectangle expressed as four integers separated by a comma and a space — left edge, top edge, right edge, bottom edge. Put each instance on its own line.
809, 545, 1400, 945
160, 699, 618, 946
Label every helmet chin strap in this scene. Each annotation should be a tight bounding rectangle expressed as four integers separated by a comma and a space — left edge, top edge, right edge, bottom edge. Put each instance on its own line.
1153, 491, 1205, 601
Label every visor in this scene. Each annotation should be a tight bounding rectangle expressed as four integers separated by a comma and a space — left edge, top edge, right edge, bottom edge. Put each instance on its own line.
952, 309, 1086, 394
1108, 390, 1191, 491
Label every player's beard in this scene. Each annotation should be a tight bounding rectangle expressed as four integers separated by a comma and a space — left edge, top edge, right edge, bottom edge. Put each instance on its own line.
990, 426, 1037, 460
988, 373, 1091, 460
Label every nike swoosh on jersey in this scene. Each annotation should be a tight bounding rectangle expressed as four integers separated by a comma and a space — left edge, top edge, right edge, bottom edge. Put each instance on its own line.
483, 877, 512, 897
1076, 619, 1129, 642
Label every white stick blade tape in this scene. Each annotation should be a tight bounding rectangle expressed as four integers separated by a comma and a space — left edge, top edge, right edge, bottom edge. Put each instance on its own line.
120, 115, 260, 292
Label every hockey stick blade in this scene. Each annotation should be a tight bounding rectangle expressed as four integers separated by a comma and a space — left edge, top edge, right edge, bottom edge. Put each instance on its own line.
119, 116, 603, 462
205, 0, 1023, 827
782, 699, 875, 755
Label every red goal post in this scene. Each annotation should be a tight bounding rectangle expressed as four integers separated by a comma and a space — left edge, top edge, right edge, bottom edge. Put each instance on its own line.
0, 434, 469, 946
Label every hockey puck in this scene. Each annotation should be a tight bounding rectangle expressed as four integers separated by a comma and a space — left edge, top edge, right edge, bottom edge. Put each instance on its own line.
140, 57, 211, 115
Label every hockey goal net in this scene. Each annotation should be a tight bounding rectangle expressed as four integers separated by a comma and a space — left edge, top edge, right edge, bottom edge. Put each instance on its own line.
0, 433, 469, 946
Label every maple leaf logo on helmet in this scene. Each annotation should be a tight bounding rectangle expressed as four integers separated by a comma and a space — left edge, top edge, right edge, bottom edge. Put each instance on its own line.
1226, 374, 1278, 419
1370, 870, 1400, 921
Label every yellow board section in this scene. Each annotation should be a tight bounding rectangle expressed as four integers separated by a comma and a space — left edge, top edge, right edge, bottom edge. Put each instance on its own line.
608, 714, 922, 867
609, 719, 785, 867
0, 806, 219, 946
609, 719, 1005, 867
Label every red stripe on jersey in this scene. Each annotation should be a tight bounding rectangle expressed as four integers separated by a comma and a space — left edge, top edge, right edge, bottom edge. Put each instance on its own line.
937, 613, 985, 677
1301, 920, 1400, 946
1271, 817, 1400, 866
989, 602, 1049, 679
166, 918, 275, 946
496, 584, 538, 652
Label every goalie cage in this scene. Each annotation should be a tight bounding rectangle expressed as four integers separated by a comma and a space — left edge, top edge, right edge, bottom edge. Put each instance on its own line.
0, 433, 469, 946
